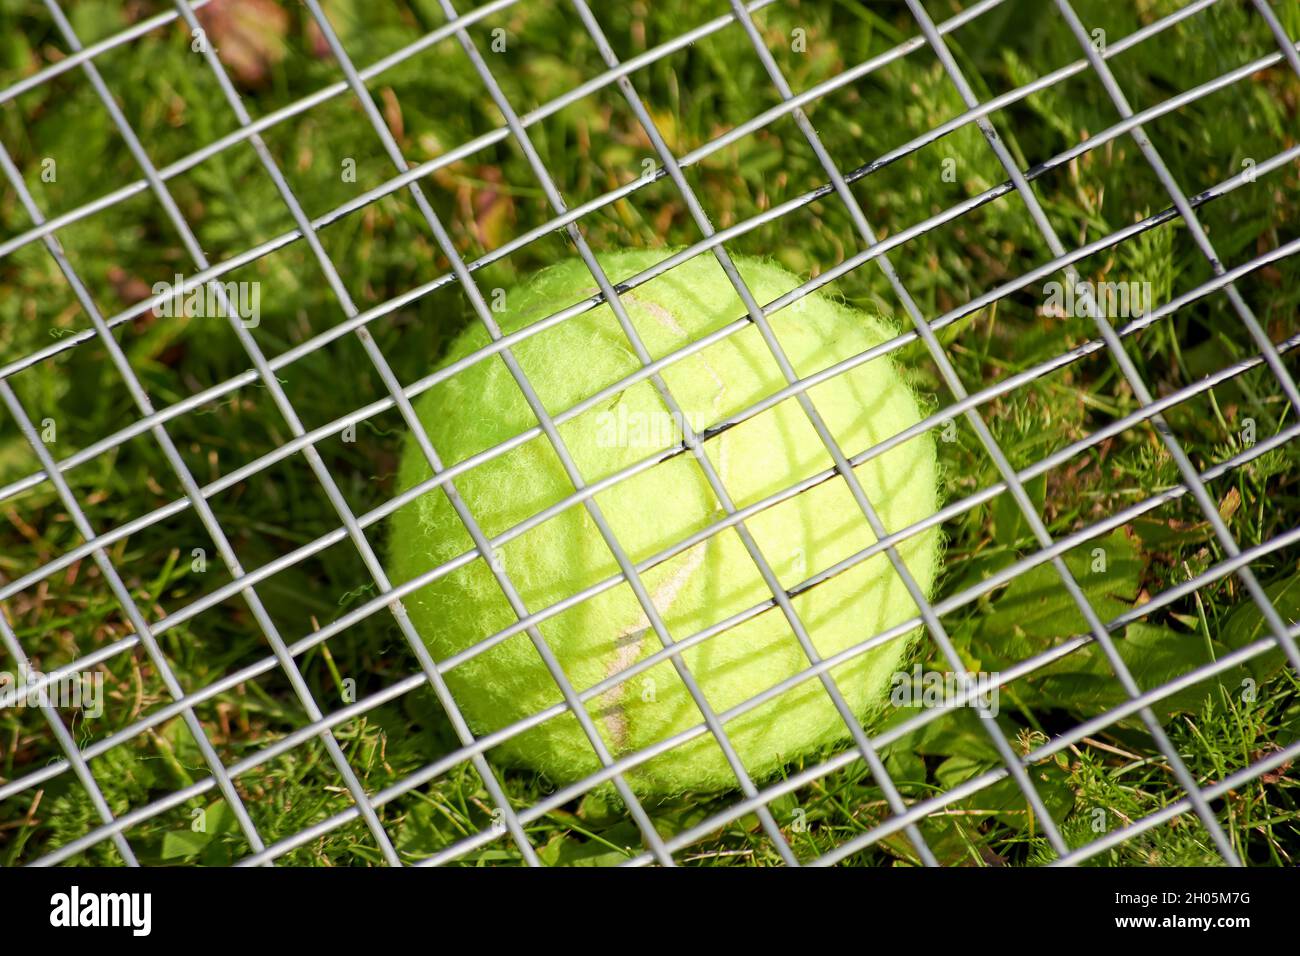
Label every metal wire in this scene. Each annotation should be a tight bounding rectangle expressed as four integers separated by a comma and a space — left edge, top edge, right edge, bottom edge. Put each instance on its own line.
1, 0, 1297, 867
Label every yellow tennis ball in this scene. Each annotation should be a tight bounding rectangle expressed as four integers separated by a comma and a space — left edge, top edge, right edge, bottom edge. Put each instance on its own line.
388, 250, 941, 794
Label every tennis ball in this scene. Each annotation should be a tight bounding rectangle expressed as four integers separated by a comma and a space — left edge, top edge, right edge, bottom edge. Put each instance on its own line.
388, 250, 941, 795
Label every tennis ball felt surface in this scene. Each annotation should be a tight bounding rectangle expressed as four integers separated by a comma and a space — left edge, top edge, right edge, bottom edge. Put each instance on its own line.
389, 250, 941, 795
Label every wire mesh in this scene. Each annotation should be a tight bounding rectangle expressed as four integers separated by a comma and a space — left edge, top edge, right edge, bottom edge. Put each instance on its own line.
0, 0, 1297, 867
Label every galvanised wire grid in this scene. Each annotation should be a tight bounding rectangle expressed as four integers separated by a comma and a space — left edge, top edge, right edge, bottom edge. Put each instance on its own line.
0, 0, 1296, 866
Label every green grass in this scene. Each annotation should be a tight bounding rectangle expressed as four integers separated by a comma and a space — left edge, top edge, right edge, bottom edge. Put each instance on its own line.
0, 0, 1298, 866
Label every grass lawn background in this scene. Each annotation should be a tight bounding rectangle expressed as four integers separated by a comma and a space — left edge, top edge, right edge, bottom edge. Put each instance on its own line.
0, 0, 1298, 865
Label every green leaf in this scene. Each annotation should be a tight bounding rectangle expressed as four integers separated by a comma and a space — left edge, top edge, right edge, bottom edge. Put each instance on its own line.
974, 529, 1143, 664
881, 706, 1001, 764
1026, 622, 1238, 717
992, 473, 1047, 550
160, 800, 237, 861
971, 762, 1075, 832
539, 823, 640, 867
395, 799, 447, 858
967, 529, 1253, 718
934, 754, 992, 790
1219, 574, 1300, 684
160, 828, 209, 862
1128, 515, 1216, 552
